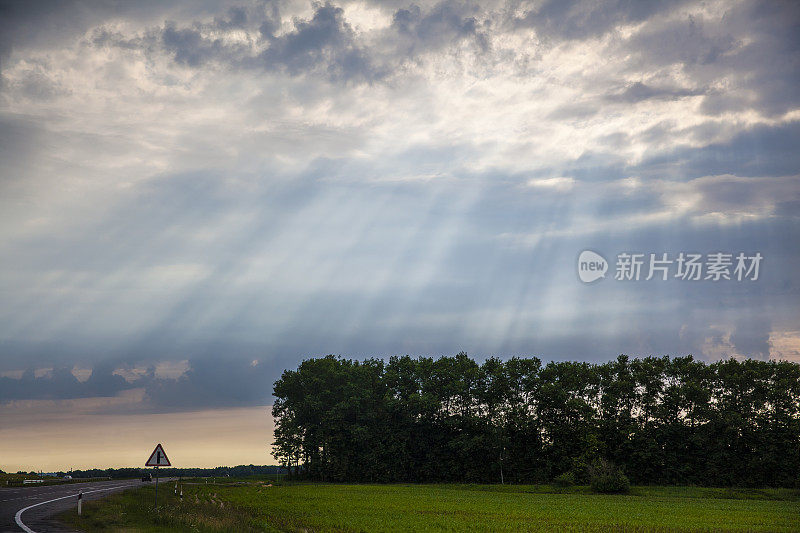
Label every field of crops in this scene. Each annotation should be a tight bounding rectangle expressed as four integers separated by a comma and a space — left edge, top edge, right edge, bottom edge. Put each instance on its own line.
60, 480, 800, 532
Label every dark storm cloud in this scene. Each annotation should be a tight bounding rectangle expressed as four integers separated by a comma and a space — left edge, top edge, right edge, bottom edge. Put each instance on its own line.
154, 4, 278, 68
510, 0, 689, 40
256, 2, 379, 81
731, 314, 771, 360
625, 1, 800, 116
0, 0, 180, 70
625, 13, 737, 68
95, 2, 382, 81
637, 121, 800, 179
0, 0, 87, 65
144, 357, 279, 410
689, 175, 800, 216
607, 81, 706, 103
548, 81, 706, 123
704, 1, 800, 117
215, 5, 248, 30
89, 4, 270, 68
0, 356, 284, 411
99, 1, 489, 82
160, 22, 238, 68
0, 363, 128, 401
391, 1, 489, 53
507, 1, 800, 120
20, 0, 791, 117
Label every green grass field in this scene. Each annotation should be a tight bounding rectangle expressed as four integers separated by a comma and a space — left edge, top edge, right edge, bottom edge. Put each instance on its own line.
60, 481, 800, 532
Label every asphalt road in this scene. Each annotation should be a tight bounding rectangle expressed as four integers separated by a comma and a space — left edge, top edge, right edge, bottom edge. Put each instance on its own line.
0, 478, 171, 532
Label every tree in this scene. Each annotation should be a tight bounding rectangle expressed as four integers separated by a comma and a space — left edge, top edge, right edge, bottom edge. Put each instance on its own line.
271, 353, 800, 486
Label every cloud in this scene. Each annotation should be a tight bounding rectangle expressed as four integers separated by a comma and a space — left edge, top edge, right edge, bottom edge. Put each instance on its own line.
391, 1, 489, 54
526, 176, 575, 191
607, 81, 706, 103
87, 1, 491, 83
0, 363, 129, 402
731, 314, 771, 360
256, 2, 379, 81
0, 0, 176, 71
638, 121, 800, 179
623, 1, 800, 116
650, 174, 800, 223
0, 0, 798, 411
0, 357, 280, 412
624, 10, 738, 68
159, 22, 234, 68
144, 356, 277, 410
769, 330, 800, 361
510, 0, 690, 40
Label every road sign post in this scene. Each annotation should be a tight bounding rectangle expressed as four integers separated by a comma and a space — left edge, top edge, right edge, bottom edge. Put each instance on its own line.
145, 443, 171, 509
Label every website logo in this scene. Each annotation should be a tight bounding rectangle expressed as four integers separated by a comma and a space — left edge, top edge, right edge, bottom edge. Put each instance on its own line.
576, 250, 762, 283
578, 250, 608, 283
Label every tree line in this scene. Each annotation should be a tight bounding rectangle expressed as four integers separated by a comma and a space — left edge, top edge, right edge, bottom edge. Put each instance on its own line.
10, 465, 285, 479
272, 354, 800, 487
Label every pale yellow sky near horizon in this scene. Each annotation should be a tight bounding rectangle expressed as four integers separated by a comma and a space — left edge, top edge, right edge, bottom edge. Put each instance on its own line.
0, 400, 275, 472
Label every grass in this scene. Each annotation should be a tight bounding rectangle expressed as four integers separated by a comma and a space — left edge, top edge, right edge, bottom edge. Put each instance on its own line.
59, 481, 800, 532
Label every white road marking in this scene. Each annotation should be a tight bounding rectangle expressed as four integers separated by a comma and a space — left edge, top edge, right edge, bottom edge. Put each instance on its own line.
15, 482, 138, 533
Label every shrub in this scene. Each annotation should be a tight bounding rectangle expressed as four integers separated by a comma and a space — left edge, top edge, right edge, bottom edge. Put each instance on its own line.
588, 458, 630, 494
552, 472, 575, 488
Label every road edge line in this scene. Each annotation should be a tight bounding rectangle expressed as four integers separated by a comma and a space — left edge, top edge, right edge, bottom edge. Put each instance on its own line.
15, 482, 136, 532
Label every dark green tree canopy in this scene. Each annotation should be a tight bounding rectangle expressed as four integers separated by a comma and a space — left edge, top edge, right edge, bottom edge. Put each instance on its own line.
273, 354, 800, 487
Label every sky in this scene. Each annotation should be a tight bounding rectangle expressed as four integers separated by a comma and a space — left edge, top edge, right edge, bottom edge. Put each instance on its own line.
0, 0, 799, 471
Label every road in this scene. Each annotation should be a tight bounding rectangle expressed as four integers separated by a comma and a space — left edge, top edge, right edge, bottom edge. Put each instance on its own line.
0, 478, 172, 532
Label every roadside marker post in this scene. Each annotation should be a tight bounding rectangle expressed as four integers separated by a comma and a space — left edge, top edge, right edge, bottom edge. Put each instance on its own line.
145, 443, 172, 509
77, 491, 82, 516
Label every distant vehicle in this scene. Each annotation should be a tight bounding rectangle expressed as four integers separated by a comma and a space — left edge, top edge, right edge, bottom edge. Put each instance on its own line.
63, 475, 72, 480
141, 473, 152, 482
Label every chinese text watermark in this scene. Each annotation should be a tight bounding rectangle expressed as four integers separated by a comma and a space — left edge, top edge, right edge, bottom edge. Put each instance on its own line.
578, 251, 762, 283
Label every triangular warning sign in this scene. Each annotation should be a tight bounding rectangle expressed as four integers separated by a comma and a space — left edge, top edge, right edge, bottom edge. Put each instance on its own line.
145, 443, 171, 467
